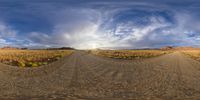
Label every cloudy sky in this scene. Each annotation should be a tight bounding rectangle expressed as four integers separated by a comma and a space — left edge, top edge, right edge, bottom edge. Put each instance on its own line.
0, 0, 200, 49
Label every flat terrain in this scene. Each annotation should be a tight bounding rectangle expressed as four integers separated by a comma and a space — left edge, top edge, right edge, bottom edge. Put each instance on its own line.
0, 51, 200, 99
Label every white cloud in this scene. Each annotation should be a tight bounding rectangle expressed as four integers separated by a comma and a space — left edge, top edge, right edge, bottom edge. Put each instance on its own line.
0, 22, 17, 47
0, 22, 16, 38
23, 10, 200, 49
0, 3, 200, 49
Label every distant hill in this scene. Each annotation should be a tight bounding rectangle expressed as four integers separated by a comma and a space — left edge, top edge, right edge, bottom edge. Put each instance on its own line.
0, 46, 75, 50
0, 46, 20, 50
173, 46, 198, 50
46, 47, 75, 50
160, 46, 174, 50
160, 46, 200, 50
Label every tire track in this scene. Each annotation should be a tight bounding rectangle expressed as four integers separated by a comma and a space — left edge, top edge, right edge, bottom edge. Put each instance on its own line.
1, 51, 200, 99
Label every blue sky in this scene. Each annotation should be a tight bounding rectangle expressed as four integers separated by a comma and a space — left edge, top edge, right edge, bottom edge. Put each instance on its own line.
0, 0, 200, 49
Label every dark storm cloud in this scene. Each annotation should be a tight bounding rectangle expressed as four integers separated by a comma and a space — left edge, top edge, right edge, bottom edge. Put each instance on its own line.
0, 0, 200, 49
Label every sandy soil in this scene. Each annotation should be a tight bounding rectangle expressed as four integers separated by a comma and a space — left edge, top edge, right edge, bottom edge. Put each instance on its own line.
0, 51, 200, 99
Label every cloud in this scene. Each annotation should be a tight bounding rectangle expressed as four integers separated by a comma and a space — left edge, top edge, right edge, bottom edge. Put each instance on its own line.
0, 22, 17, 47
18, 7, 200, 48
0, 1, 200, 49
0, 22, 16, 38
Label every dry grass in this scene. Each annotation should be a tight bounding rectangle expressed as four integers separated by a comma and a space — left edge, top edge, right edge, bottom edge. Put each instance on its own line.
90, 50, 172, 59
0, 50, 73, 67
181, 50, 200, 61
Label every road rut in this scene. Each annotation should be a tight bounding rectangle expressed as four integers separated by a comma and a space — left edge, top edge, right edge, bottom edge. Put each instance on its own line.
0, 51, 200, 99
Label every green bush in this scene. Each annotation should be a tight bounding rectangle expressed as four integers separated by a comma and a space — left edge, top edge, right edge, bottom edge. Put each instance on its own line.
17, 61, 25, 67
31, 63, 38, 67
42, 62, 48, 65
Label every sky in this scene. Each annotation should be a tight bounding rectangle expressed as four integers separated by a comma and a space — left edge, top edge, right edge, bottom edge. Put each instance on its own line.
0, 0, 200, 49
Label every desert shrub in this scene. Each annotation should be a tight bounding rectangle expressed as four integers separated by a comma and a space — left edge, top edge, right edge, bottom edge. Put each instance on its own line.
31, 63, 38, 67
17, 61, 26, 67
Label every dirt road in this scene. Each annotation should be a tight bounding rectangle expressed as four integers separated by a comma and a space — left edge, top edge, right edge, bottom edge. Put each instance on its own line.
0, 51, 200, 99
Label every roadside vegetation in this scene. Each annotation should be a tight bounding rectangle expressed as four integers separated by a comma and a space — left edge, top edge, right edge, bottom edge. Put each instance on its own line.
90, 50, 172, 59
0, 50, 73, 67
181, 50, 200, 61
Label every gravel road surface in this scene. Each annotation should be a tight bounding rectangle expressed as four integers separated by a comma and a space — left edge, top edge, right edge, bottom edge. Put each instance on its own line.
0, 51, 200, 100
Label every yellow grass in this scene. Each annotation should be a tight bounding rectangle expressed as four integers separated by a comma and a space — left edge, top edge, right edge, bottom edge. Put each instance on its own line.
181, 50, 200, 61
0, 50, 73, 67
90, 50, 172, 59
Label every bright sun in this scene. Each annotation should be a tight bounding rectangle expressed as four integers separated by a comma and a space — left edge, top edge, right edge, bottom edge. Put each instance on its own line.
90, 43, 98, 49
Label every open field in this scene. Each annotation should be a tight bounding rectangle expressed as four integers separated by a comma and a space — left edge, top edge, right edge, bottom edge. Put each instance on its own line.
90, 50, 173, 59
181, 50, 200, 61
0, 50, 73, 67
0, 50, 200, 99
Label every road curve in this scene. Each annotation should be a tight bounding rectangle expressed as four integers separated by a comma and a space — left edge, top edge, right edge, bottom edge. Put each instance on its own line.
0, 51, 200, 99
